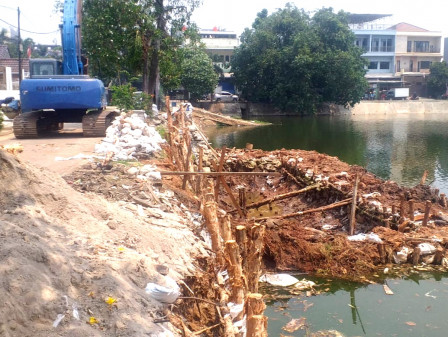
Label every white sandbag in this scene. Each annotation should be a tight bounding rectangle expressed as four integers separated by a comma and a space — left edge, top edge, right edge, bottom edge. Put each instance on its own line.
145, 276, 180, 304
259, 273, 299, 287
393, 246, 410, 264
418, 243, 436, 255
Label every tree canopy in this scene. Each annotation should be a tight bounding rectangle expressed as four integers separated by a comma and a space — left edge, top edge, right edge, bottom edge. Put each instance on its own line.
231, 5, 368, 113
427, 62, 448, 98
82, 0, 201, 103
180, 46, 218, 101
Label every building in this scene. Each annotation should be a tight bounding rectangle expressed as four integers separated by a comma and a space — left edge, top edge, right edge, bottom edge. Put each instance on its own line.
199, 28, 239, 93
0, 45, 30, 90
349, 15, 443, 97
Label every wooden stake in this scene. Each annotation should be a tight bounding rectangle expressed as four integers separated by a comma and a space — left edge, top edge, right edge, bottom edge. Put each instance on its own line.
400, 196, 406, 219
350, 174, 360, 235
412, 247, 421, 265
225, 240, 244, 304
392, 205, 397, 215
203, 201, 223, 265
182, 140, 193, 190
196, 147, 204, 193
215, 147, 227, 201
235, 225, 247, 271
219, 213, 233, 243
246, 293, 266, 317
422, 200, 432, 227
434, 247, 444, 265
238, 187, 247, 215
440, 193, 447, 208
409, 200, 415, 221
247, 223, 265, 293
420, 170, 428, 185
246, 315, 267, 337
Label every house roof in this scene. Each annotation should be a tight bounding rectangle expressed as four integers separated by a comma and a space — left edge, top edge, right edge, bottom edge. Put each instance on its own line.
0, 59, 30, 73
347, 14, 392, 24
388, 22, 429, 32
0, 45, 10, 58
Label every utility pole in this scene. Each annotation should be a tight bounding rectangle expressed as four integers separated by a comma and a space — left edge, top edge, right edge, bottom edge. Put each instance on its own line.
18, 6, 22, 84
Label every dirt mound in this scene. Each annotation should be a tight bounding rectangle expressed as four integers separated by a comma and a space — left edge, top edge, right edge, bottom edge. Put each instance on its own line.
0, 149, 205, 336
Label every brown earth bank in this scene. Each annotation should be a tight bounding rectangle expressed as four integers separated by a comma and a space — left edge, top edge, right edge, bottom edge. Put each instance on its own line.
3, 108, 448, 336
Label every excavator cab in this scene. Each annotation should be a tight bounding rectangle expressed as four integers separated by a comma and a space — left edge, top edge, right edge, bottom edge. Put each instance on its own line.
29, 59, 63, 77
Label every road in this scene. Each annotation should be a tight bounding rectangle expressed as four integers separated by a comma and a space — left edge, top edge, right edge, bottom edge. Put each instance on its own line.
0, 123, 103, 175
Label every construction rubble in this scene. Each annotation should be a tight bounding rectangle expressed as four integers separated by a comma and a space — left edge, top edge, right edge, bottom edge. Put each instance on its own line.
2, 101, 448, 336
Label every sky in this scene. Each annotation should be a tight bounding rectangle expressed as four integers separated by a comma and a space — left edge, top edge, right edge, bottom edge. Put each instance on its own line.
0, 0, 447, 45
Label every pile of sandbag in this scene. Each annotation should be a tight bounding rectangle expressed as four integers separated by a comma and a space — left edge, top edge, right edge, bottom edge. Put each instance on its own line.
95, 112, 165, 160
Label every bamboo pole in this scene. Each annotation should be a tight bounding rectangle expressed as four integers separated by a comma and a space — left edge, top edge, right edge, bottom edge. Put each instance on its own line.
159, 171, 282, 176
256, 198, 352, 221
400, 196, 406, 219
238, 186, 247, 215
440, 193, 447, 208
350, 174, 360, 236
182, 140, 193, 190
230, 183, 321, 213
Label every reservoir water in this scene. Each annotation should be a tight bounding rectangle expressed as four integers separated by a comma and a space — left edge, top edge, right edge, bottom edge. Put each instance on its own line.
204, 113, 448, 195
203, 113, 448, 336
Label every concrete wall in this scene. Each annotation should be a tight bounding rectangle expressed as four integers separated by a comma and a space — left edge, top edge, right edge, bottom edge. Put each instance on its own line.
350, 100, 448, 115
194, 101, 242, 116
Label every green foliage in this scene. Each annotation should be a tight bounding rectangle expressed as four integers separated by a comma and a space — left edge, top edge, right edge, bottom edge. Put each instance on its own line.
180, 47, 219, 101
110, 84, 153, 113
0, 112, 3, 132
232, 6, 368, 114
427, 62, 448, 98
82, 0, 200, 97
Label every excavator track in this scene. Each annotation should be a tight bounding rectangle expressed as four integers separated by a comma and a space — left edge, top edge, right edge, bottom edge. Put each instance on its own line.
13, 111, 62, 139
13, 111, 44, 139
82, 108, 119, 137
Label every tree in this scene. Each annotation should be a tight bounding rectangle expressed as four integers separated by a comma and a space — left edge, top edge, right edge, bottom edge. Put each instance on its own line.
427, 62, 448, 98
180, 46, 218, 101
82, 0, 199, 104
231, 5, 368, 113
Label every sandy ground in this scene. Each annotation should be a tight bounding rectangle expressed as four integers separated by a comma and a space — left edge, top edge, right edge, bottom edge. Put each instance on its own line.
0, 125, 208, 336
0, 123, 102, 175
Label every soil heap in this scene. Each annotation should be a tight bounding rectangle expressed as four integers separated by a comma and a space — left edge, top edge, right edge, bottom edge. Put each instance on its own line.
0, 149, 206, 336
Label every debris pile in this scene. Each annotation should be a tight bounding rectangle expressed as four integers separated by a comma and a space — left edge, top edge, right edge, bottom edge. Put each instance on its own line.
95, 112, 165, 160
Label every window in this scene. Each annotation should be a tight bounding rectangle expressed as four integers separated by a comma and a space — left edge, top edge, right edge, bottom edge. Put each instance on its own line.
371, 38, 379, 52
225, 55, 230, 62
380, 39, 393, 52
407, 41, 412, 52
397, 60, 401, 71
419, 61, 431, 69
414, 41, 429, 52
380, 62, 390, 70
368, 61, 378, 69
355, 37, 369, 52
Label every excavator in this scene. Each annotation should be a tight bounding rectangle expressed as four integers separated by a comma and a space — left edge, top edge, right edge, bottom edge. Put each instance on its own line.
11, 0, 117, 138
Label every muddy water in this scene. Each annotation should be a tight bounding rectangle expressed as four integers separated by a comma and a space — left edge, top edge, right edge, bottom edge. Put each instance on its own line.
203, 113, 448, 336
263, 273, 448, 336
204, 113, 448, 195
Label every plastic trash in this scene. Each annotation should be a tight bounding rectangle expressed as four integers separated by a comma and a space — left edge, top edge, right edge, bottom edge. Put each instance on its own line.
418, 243, 436, 255
145, 276, 180, 304
52, 314, 65, 328
347, 233, 383, 243
295, 279, 316, 290
227, 302, 244, 319
393, 247, 410, 264
259, 273, 299, 287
